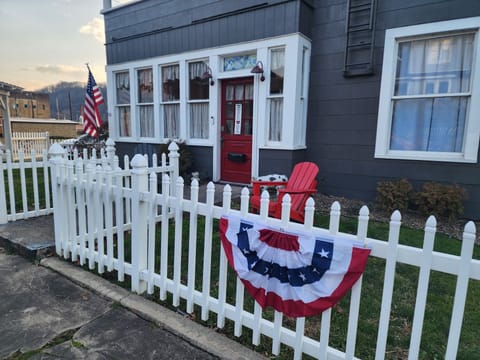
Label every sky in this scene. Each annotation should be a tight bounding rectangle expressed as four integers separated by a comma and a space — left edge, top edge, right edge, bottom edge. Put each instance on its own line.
0, 0, 130, 91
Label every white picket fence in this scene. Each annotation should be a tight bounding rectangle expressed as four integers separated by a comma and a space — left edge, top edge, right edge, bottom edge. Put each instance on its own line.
49, 147, 480, 360
0, 138, 162, 224
10, 131, 52, 160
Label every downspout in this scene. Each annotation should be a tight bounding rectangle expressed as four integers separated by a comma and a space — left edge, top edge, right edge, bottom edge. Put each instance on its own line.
0, 90, 12, 151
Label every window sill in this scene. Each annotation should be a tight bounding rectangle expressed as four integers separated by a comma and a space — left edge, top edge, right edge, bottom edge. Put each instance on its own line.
374, 151, 477, 164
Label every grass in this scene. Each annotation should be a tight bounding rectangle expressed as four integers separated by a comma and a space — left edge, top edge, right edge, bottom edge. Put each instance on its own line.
2, 167, 51, 212
94, 210, 479, 360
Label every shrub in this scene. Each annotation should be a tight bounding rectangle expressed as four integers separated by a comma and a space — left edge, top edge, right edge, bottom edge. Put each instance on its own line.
158, 140, 193, 178
415, 182, 467, 221
376, 178, 413, 213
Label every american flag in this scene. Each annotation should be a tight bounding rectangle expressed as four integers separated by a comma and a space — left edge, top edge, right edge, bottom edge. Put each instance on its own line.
83, 68, 104, 137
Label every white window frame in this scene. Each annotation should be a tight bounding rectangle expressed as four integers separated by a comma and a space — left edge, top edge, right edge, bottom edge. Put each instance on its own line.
375, 17, 480, 163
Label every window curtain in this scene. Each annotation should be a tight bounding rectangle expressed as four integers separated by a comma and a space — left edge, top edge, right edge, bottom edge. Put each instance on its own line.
391, 33, 473, 152
269, 98, 283, 141
162, 65, 180, 101
395, 34, 473, 95
116, 72, 130, 104
138, 69, 153, 103
139, 105, 154, 137
189, 103, 209, 139
391, 97, 467, 152
117, 106, 131, 137
270, 49, 285, 95
189, 62, 207, 80
164, 104, 179, 138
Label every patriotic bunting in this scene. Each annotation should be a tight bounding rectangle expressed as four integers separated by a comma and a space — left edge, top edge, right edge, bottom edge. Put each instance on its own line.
219, 215, 371, 317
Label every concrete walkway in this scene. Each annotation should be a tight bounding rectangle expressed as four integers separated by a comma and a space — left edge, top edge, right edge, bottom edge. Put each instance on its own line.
0, 183, 265, 360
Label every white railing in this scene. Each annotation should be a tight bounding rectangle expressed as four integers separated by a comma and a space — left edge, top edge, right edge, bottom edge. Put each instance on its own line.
49, 150, 480, 360
0, 138, 168, 225
0, 148, 52, 224
11, 131, 51, 160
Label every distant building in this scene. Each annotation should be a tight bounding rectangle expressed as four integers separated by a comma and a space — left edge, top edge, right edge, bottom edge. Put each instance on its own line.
0, 81, 51, 120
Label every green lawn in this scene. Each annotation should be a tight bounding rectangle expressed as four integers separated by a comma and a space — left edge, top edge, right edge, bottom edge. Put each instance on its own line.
125, 212, 479, 360
2, 167, 51, 212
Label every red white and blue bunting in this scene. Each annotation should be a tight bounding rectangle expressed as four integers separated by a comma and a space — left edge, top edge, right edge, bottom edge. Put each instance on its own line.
219, 215, 371, 317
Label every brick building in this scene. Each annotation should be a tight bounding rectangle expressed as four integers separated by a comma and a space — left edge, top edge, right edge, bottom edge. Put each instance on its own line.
0, 81, 51, 120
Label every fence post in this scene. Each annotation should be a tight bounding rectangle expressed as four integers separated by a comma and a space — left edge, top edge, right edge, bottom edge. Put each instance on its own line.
168, 141, 179, 197
45, 131, 50, 150
105, 138, 116, 167
130, 154, 149, 294
0, 143, 7, 224
49, 143, 66, 256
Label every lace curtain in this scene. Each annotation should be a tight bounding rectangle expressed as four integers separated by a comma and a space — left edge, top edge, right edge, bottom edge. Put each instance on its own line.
116, 72, 130, 105
269, 98, 283, 142
164, 104, 179, 138
189, 103, 209, 139
139, 105, 154, 137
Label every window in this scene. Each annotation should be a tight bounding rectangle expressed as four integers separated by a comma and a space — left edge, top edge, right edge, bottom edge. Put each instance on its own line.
268, 48, 285, 142
375, 18, 480, 162
188, 61, 209, 139
161, 64, 180, 139
137, 68, 154, 138
115, 71, 131, 137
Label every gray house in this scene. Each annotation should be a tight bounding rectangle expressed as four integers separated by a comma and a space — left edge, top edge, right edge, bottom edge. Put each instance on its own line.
102, 0, 480, 218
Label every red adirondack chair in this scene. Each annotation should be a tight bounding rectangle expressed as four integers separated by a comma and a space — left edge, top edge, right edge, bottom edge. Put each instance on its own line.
250, 162, 319, 222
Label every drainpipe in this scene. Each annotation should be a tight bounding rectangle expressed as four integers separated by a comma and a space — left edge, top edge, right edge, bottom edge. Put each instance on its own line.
0, 90, 12, 151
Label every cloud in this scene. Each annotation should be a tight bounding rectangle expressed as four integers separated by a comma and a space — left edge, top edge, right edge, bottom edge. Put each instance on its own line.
79, 17, 105, 44
35, 64, 83, 75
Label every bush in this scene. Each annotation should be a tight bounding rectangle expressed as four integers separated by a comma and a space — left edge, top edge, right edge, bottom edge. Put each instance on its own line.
415, 182, 467, 221
376, 178, 413, 213
158, 140, 193, 178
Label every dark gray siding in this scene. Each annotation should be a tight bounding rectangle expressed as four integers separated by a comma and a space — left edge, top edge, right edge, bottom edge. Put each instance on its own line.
104, 0, 311, 64
258, 149, 307, 176
114, 142, 213, 180
306, 0, 480, 218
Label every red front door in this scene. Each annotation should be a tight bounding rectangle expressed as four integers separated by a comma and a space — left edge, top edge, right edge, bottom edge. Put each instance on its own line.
221, 78, 254, 184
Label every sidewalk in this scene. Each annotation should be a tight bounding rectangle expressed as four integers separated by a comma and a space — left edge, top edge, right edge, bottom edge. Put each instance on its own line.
0, 183, 265, 360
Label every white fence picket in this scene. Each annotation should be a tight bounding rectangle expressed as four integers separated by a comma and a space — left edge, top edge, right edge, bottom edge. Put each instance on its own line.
445, 221, 476, 359
375, 210, 402, 359
408, 215, 436, 359
172, 177, 184, 306
201, 182, 215, 321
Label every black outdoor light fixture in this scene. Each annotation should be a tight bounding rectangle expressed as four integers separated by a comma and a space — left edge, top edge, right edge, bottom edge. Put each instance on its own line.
202, 66, 215, 86
251, 61, 265, 82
